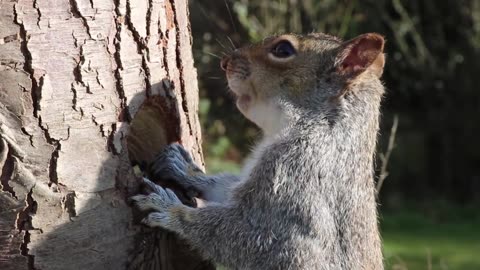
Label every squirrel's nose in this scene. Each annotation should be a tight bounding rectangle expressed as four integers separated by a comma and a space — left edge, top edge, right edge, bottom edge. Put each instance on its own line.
220, 56, 230, 71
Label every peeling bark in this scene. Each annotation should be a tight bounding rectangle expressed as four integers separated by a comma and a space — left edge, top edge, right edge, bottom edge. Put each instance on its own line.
0, 0, 207, 269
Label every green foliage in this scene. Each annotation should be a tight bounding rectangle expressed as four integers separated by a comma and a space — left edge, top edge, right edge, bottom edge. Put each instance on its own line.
205, 158, 241, 174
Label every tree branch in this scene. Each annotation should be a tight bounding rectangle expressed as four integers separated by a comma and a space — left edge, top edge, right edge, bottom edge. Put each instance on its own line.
376, 115, 399, 196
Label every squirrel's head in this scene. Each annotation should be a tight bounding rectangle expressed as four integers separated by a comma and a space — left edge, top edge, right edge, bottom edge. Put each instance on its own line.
221, 32, 385, 134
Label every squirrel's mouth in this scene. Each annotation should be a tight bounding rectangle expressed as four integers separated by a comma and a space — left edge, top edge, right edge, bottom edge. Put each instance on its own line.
226, 78, 255, 113
236, 94, 252, 112
224, 60, 256, 113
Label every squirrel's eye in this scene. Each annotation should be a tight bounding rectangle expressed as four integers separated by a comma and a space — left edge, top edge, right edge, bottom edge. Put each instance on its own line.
270, 41, 296, 58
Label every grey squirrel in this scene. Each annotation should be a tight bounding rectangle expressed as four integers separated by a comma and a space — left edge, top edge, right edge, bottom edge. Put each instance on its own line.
131, 32, 385, 270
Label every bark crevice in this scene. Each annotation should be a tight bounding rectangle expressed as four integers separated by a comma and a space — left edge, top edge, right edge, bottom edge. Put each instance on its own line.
13, 3, 41, 118
113, 3, 128, 121
71, 83, 78, 111
20, 231, 35, 270
73, 44, 91, 94
170, 0, 193, 136
146, 0, 153, 40
48, 143, 60, 186
0, 139, 17, 199
37, 117, 55, 145
20, 128, 35, 147
125, 0, 152, 96
17, 187, 38, 270
107, 123, 119, 154
68, 0, 92, 38
33, 0, 41, 28
61, 191, 77, 219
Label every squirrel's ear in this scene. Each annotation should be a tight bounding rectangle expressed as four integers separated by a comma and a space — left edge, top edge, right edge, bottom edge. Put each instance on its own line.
335, 33, 385, 79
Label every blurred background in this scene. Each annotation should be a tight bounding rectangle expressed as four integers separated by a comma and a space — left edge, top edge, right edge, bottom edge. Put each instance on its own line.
188, 0, 480, 269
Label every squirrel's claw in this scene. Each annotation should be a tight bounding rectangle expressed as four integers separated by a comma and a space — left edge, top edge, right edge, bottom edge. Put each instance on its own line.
131, 184, 181, 213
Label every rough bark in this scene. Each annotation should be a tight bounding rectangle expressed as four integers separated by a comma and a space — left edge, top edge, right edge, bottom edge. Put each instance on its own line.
0, 0, 211, 269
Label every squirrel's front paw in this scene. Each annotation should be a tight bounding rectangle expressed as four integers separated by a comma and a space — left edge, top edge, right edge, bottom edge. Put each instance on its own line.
150, 143, 204, 186
131, 178, 182, 228
142, 212, 171, 228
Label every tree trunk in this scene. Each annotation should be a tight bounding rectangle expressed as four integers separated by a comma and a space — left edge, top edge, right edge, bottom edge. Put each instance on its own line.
0, 0, 213, 269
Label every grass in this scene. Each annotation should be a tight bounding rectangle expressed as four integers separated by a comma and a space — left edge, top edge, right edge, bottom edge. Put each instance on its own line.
206, 159, 480, 269
381, 207, 480, 270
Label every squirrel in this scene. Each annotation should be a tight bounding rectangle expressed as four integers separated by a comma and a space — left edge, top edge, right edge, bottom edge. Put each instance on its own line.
131, 32, 386, 270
